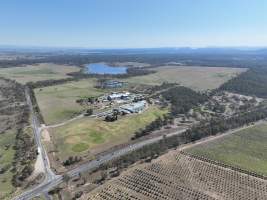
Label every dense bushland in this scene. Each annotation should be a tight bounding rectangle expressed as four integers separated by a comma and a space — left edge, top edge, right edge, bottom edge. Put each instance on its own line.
132, 85, 207, 140
161, 86, 208, 116
219, 68, 267, 98
0, 78, 37, 187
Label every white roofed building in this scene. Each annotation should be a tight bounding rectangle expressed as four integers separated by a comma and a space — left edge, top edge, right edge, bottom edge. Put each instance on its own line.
120, 100, 146, 113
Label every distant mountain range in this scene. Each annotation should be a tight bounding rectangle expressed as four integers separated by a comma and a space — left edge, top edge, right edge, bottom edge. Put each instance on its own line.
1, 46, 267, 56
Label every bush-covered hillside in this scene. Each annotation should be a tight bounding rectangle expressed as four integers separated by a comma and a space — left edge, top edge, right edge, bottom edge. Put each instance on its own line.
220, 68, 267, 98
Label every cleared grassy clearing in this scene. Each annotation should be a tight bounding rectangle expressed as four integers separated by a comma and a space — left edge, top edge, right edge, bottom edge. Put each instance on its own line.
51, 106, 168, 160
0, 130, 16, 199
34, 79, 106, 125
124, 66, 246, 91
187, 122, 267, 175
0, 63, 79, 84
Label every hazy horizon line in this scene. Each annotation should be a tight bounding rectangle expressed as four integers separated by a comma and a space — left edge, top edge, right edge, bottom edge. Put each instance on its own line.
1, 44, 267, 50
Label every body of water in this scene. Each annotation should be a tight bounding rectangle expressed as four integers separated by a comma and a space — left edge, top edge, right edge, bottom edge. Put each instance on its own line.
85, 63, 127, 74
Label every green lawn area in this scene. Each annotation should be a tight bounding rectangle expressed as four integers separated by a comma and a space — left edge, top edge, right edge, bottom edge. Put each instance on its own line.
0, 63, 79, 84
0, 130, 16, 199
51, 106, 168, 160
34, 79, 106, 125
124, 66, 246, 91
187, 122, 267, 176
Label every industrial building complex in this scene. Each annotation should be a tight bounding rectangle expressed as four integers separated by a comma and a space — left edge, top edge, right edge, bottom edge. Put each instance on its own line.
119, 100, 147, 113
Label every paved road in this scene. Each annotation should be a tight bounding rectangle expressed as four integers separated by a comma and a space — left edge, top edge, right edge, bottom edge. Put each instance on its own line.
25, 88, 56, 181
18, 88, 58, 200
14, 123, 186, 199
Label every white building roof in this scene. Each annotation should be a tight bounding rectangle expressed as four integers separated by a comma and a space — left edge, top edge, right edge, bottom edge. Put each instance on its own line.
120, 100, 146, 112
108, 92, 130, 99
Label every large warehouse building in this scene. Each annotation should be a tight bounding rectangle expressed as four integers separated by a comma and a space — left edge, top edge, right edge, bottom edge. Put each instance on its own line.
120, 100, 146, 113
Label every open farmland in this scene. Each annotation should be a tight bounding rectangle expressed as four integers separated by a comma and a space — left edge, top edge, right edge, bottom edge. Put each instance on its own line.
124, 66, 246, 91
0, 63, 79, 84
187, 121, 267, 176
50, 106, 168, 161
34, 79, 106, 125
85, 151, 267, 200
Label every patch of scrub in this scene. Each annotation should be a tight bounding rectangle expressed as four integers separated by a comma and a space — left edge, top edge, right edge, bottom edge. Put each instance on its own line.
0, 130, 16, 198
13, 69, 56, 75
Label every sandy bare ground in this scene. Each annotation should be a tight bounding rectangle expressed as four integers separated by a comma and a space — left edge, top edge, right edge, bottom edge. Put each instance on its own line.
28, 153, 45, 182
34, 154, 45, 174
41, 125, 51, 142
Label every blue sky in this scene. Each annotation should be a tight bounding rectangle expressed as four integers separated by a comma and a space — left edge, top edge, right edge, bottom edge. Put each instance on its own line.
1, 0, 267, 48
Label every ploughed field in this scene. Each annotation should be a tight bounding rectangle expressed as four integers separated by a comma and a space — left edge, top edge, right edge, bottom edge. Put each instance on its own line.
49, 106, 168, 161
124, 66, 246, 91
187, 121, 267, 176
85, 151, 267, 200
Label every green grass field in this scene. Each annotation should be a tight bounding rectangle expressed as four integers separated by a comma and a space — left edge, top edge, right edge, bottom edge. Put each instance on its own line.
0, 130, 16, 199
187, 122, 267, 175
51, 106, 168, 160
34, 79, 106, 125
0, 63, 79, 84
124, 66, 246, 91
